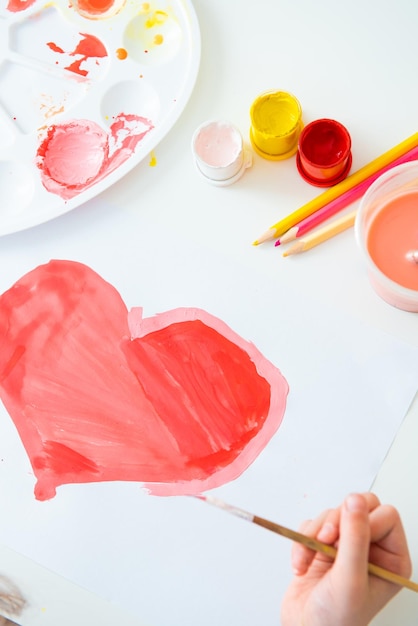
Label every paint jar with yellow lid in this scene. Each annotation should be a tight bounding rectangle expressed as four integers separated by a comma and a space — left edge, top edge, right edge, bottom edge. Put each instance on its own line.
249, 90, 303, 160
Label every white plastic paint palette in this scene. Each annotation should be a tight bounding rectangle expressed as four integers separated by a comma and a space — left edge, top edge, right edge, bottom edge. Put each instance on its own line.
0, 0, 200, 235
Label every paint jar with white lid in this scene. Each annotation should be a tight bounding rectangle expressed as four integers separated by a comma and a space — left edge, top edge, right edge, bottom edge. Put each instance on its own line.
192, 120, 252, 186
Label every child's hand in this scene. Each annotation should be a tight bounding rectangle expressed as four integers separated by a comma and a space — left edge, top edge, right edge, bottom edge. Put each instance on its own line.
280, 493, 412, 626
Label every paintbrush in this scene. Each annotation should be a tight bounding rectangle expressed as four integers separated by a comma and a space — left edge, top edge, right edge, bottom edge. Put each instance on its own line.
195, 495, 418, 593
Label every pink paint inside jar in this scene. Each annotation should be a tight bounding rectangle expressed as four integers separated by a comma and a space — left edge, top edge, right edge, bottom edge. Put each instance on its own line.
367, 192, 418, 290
194, 122, 241, 167
297, 118, 352, 186
192, 121, 250, 184
355, 161, 418, 312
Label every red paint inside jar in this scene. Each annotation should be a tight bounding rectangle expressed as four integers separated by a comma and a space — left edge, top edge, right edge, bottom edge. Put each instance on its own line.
297, 119, 351, 185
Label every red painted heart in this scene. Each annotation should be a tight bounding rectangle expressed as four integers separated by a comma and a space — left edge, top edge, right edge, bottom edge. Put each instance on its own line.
0, 260, 288, 500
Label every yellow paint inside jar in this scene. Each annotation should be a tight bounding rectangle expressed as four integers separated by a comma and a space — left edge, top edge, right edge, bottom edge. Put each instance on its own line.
250, 91, 303, 159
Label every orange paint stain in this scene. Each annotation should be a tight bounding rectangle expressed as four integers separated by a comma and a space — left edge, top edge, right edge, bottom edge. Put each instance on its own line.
47, 34, 107, 77
65, 59, 88, 77
65, 34, 107, 76
72, 33, 107, 58
40, 102, 65, 119
47, 42, 65, 54
116, 47, 128, 60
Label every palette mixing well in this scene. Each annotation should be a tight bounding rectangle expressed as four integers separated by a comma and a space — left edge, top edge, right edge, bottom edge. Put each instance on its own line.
0, 0, 200, 235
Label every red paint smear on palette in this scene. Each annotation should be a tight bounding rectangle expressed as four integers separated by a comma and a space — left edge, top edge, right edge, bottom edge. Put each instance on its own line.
47, 42, 65, 54
0, 260, 288, 501
47, 34, 107, 77
36, 115, 154, 199
7, 0, 36, 12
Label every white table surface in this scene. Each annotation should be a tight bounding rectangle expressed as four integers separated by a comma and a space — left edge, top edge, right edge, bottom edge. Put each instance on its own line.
371, 392, 418, 626
1, 0, 418, 624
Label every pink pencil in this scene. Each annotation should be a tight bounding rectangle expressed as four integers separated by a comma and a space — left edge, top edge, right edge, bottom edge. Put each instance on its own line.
275, 146, 418, 246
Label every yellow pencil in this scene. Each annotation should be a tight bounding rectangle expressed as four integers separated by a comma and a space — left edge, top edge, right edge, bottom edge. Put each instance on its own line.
282, 209, 357, 257
253, 132, 418, 245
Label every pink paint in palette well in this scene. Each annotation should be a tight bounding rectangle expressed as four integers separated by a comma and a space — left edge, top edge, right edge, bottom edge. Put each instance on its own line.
36, 115, 154, 199
0, 260, 289, 500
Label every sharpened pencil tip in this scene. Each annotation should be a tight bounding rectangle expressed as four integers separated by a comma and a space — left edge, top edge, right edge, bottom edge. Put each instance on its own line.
282, 249, 297, 257
279, 226, 299, 245
253, 228, 276, 245
282, 241, 304, 256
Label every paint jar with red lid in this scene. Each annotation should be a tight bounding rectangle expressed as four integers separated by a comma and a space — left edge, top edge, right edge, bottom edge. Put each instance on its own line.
296, 118, 352, 186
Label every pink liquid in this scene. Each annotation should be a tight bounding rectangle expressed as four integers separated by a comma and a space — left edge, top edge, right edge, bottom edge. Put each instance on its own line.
194, 122, 241, 167
367, 191, 418, 290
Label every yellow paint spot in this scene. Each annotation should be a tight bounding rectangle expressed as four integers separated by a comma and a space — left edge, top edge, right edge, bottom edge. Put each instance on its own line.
124, 5, 180, 63
141, 2, 150, 10
116, 47, 128, 59
145, 10, 168, 28
149, 150, 157, 166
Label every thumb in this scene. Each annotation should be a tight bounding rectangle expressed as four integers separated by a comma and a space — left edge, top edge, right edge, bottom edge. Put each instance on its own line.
334, 494, 371, 587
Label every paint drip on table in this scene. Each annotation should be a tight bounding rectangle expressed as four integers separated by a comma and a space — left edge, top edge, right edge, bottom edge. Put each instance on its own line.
0, 0, 200, 234
0, 261, 288, 501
